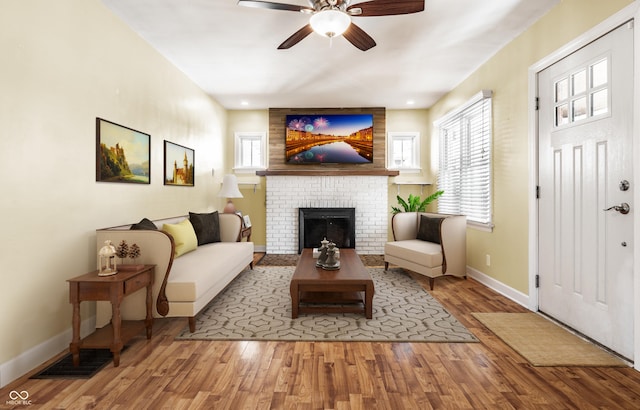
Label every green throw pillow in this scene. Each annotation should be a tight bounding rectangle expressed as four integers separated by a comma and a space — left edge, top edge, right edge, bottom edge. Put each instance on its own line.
162, 219, 198, 257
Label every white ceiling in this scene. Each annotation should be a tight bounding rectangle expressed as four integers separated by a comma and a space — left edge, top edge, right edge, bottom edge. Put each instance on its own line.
101, 0, 559, 110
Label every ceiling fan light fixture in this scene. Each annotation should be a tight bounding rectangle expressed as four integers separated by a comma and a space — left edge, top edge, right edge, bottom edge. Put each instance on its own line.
310, 9, 351, 38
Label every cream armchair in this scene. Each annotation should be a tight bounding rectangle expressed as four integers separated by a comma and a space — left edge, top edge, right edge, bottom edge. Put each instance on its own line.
384, 212, 467, 290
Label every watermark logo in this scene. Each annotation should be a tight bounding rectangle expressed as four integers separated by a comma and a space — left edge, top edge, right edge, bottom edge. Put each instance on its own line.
7, 390, 32, 406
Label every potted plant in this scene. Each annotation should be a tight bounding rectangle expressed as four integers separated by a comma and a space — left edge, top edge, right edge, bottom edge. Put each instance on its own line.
392, 190, 444, 214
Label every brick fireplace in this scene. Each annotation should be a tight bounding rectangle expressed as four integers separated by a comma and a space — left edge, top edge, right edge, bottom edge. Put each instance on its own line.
265, 175, 389, 254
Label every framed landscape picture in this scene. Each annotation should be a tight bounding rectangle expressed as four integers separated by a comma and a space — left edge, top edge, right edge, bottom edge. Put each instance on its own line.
96, 118, 150, 184
164, 140, 194, 186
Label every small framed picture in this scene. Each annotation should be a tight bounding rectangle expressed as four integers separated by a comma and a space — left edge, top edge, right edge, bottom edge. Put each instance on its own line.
164, 140, 195, 186
243, 215, 252, 228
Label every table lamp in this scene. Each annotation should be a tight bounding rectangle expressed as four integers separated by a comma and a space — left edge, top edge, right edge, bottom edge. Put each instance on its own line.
218, 174, 243, 213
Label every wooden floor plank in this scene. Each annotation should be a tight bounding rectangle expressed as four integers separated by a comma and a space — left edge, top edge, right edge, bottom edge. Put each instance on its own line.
2, 254, 640, 409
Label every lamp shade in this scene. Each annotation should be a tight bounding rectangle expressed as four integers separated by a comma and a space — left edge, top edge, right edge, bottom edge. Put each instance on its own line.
310, 9, 351, 38
218, 174, 243, 198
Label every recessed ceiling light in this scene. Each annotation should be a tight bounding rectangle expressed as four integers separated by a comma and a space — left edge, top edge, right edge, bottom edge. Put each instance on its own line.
406, 100, 415, 105
240, 101, 249, 106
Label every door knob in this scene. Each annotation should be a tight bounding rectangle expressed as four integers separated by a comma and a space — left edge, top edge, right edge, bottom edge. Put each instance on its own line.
604, 203, 630, 214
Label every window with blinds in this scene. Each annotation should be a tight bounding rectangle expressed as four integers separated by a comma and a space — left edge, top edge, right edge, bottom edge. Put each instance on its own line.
435, 90, 492, 229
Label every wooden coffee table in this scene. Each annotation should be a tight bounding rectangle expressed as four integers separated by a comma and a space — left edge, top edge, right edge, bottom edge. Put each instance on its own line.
290, 248, 374, 319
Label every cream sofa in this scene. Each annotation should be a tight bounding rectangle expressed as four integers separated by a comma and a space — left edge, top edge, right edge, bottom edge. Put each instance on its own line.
95, 213, 254, 332
384, 212, 466, 289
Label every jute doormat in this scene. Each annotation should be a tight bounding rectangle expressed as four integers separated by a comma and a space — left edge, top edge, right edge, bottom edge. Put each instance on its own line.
472, 312, 627, 367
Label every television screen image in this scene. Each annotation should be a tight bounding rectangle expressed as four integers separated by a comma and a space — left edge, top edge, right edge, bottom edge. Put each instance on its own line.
285, 114, 374, 164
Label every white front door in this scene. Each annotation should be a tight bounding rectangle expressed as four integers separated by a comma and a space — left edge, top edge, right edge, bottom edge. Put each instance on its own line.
538, 22, 634, 360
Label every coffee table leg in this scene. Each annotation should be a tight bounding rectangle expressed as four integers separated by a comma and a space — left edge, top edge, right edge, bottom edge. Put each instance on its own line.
365, 283, 374, 319
290, 282, 299, 319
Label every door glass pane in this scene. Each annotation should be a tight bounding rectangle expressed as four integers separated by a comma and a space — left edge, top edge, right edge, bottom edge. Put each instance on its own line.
572, 97, 587, 122
572, 69, 587, 95
591, 89, 608, 116
556, 104, 569, 126
591, 59, 608, 87
555, 78, 569, 102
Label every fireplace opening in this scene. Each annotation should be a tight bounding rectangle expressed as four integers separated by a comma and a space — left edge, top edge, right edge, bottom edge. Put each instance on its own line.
298, 208, 355, 253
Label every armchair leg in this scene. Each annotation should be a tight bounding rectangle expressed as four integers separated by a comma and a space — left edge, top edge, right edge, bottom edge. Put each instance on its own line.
428, 278, 435, 290
188, 317, 196, 333
384, 262, 389, 271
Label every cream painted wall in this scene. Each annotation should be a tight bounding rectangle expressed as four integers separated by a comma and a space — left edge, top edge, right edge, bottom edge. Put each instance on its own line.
386, 109, 442, 239
0, 0, 227, 366
226, 110, 269, 249
428, 0, 634, 293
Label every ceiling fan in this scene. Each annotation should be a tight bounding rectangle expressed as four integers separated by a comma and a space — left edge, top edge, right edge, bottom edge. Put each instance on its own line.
237, 0, 425, 51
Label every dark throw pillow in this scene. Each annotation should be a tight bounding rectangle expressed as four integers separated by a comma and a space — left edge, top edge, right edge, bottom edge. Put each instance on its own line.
189, 211, 221, 245
416, 215, 444, 244
130, 217, 158, 230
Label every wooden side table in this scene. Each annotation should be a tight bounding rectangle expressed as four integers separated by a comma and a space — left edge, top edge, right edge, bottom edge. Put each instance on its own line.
68, 265, 155, 367
241, 225, 252, 242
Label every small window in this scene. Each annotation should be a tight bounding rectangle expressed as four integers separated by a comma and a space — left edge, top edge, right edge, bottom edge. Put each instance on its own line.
553, 57, 609, 128
234, 132, 266, 172
387, 132, 420, 172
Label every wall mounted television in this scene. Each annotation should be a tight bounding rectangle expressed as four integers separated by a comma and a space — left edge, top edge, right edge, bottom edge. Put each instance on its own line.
285, 114, 374, 164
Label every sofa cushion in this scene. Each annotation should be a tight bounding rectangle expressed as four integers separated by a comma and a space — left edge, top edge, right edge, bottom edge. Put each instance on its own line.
130, 217, 157, 230
417, 215, 444, 244
162, 219, 198, 257
166, 241, 254, 301
189, 211, 221, 245
385, 239, 443, 268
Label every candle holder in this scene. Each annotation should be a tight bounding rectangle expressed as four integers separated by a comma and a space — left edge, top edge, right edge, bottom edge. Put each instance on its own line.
98, 240, 118, 276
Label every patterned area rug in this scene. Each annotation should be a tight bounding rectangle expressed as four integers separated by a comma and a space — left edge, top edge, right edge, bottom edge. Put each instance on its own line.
176, 266, 477, 342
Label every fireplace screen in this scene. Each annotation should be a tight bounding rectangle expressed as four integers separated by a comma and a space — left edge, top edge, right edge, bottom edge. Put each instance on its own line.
298, 208, 355, 253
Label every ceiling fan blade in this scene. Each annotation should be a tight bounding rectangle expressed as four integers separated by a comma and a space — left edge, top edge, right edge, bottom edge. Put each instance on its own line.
348, 0, 424, 17
343, 23, 376, 51
278, 24, 314, 49
237, 0, 313, 13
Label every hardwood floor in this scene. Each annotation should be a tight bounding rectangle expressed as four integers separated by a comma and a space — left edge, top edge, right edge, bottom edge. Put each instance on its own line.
3, 255, 640, 409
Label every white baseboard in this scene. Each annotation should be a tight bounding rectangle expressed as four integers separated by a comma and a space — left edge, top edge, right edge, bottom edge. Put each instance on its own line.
0, 317, 95, 388
466, 266, 531, 309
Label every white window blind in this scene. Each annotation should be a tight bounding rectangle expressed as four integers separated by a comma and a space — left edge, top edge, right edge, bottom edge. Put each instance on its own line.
436, 90, 492, 228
